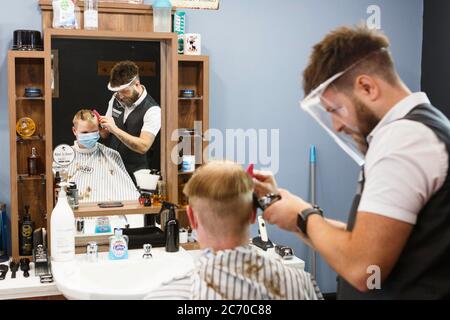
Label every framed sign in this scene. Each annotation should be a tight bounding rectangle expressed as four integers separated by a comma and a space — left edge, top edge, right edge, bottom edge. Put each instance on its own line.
171, 0, 220, 10
53, 144, 76, 167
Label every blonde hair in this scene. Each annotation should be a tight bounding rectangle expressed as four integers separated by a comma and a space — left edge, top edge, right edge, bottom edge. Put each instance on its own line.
183, 160, 254, 237
73, 109, 98, 128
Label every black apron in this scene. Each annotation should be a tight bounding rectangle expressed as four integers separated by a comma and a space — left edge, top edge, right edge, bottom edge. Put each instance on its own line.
337, 103, 450, 300
109, 94, 161, 185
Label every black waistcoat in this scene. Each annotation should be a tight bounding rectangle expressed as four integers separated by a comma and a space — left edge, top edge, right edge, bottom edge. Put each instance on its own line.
337, 104, 450, 300
109, 94, 160, 180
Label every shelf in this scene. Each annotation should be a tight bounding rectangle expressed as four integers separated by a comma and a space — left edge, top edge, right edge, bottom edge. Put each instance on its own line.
8, 50, 46, 59
73, 201, 161, 218
178, 96, 203, 101
16, 97, 45, 101
178, 55, 209, 62
16, 136, 45, 143
18, 174, 46, 182
16, 255, 33, 260
178, 171, 194, 176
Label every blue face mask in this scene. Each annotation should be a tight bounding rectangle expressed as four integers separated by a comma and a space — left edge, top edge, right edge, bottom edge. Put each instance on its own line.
77, 131, 100, 149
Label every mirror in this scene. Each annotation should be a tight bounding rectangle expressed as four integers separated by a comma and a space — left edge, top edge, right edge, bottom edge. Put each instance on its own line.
51, 38, 163, 205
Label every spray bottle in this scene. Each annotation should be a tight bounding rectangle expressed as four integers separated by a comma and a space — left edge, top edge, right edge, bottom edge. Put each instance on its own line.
160, 201, 179, 252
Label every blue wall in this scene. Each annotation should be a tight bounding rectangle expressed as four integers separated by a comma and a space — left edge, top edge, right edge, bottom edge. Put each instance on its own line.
1, 0, 423, 293
0, 0, 42, 256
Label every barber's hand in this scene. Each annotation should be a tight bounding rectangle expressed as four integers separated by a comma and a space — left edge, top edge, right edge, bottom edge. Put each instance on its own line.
99, 116, 118, 133
252, 170, 278, 197
263, 188, 312, 233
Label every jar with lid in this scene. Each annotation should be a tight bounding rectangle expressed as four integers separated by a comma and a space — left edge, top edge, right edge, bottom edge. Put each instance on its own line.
84, 0, 98, 30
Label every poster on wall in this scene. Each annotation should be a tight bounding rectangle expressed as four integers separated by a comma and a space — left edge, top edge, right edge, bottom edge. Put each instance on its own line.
171, 0, 220, 10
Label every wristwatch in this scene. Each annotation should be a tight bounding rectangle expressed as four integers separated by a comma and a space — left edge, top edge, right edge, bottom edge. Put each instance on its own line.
297, 205, 323, 235
256, 193, 282, 210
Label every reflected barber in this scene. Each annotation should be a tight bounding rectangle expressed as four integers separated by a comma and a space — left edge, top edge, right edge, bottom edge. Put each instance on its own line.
253, 26, 450, 299
99, 61, 162, 185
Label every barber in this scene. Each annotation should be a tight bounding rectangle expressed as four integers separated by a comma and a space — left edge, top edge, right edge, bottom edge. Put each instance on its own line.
253, 26, 450, 299
99, 61, 161, 184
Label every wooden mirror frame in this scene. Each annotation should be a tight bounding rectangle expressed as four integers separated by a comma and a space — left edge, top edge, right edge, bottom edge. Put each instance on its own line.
43, 29, 179, 216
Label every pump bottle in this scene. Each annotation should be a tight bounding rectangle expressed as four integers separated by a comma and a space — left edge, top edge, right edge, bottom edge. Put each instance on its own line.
50, 183, 75, 262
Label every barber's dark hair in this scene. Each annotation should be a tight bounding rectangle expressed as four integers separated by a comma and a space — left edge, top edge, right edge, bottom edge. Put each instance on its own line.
110, 61, 140, 87
303, 25, 399, 95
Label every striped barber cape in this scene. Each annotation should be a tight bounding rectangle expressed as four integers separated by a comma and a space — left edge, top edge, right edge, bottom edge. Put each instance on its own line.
146, 245, 323, 300
65, 142, 140, 203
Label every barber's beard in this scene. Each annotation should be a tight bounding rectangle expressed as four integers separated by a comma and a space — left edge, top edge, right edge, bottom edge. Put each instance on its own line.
120, 89, 140, 108
350, 97, 380, 155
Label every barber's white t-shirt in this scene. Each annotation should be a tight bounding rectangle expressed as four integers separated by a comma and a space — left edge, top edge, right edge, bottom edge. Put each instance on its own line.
106, 86, 161, 137
358, 92, 449, 225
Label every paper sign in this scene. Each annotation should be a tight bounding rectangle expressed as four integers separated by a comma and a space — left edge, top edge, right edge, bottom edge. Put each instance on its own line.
53, 144, 76, 166
171, 0, 220, 10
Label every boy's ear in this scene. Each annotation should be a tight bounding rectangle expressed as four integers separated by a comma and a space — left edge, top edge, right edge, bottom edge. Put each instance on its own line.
250, 207, 257, 224
186, 206, 198, 230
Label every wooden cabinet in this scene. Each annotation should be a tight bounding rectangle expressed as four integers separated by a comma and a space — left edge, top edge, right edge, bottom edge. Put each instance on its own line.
8, 51, 53, 259
176, 55, 209, 209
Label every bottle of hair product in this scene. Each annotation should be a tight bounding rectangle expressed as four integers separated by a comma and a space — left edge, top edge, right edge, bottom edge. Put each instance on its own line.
27, 147, 39, 176
84, 0, 98, 30
50, 184, 75, 262
19, 205, 34, 256
163, 202, 179, 253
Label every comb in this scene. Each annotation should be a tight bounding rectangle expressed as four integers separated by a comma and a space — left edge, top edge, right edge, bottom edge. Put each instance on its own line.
92, 109, 104, 129
246, 163, 255, 178
92, 109, 101, 121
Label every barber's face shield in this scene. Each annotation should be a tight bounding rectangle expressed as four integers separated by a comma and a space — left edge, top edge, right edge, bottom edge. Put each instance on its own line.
300, 71, 365, 166
108, 76, 139, 108
107, 75, 138, 92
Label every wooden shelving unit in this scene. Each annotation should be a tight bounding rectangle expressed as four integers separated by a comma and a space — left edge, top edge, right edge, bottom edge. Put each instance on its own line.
176, 55, 209, 209
8, 50, 53, 259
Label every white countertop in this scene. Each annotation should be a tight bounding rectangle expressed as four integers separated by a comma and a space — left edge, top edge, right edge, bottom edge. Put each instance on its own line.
0, 246, 305, 300
0, 262, 60, 300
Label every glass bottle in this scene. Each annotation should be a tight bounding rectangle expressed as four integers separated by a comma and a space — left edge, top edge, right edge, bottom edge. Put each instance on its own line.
27, 147, 39, 176
153, 176, 167, 207
153, 0, 172, 32
158, 178, 167, 204
84, 0, 98, 30
19, 205, 34, 256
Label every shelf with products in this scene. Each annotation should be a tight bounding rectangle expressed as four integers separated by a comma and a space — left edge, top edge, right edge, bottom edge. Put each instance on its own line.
175, 55, 209, 207
8, 50, 52, 259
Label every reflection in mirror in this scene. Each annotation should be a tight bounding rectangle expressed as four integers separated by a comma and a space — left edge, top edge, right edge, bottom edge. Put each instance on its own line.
52, 39, 162, 205
74, 215, 144, 239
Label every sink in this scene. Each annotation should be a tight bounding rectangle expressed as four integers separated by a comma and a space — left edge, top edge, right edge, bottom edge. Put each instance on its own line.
51, 248, 195, 300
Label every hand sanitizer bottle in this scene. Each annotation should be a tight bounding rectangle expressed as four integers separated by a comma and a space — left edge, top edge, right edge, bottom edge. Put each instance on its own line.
109, 228, 128, 260
50, 183, 75, 262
